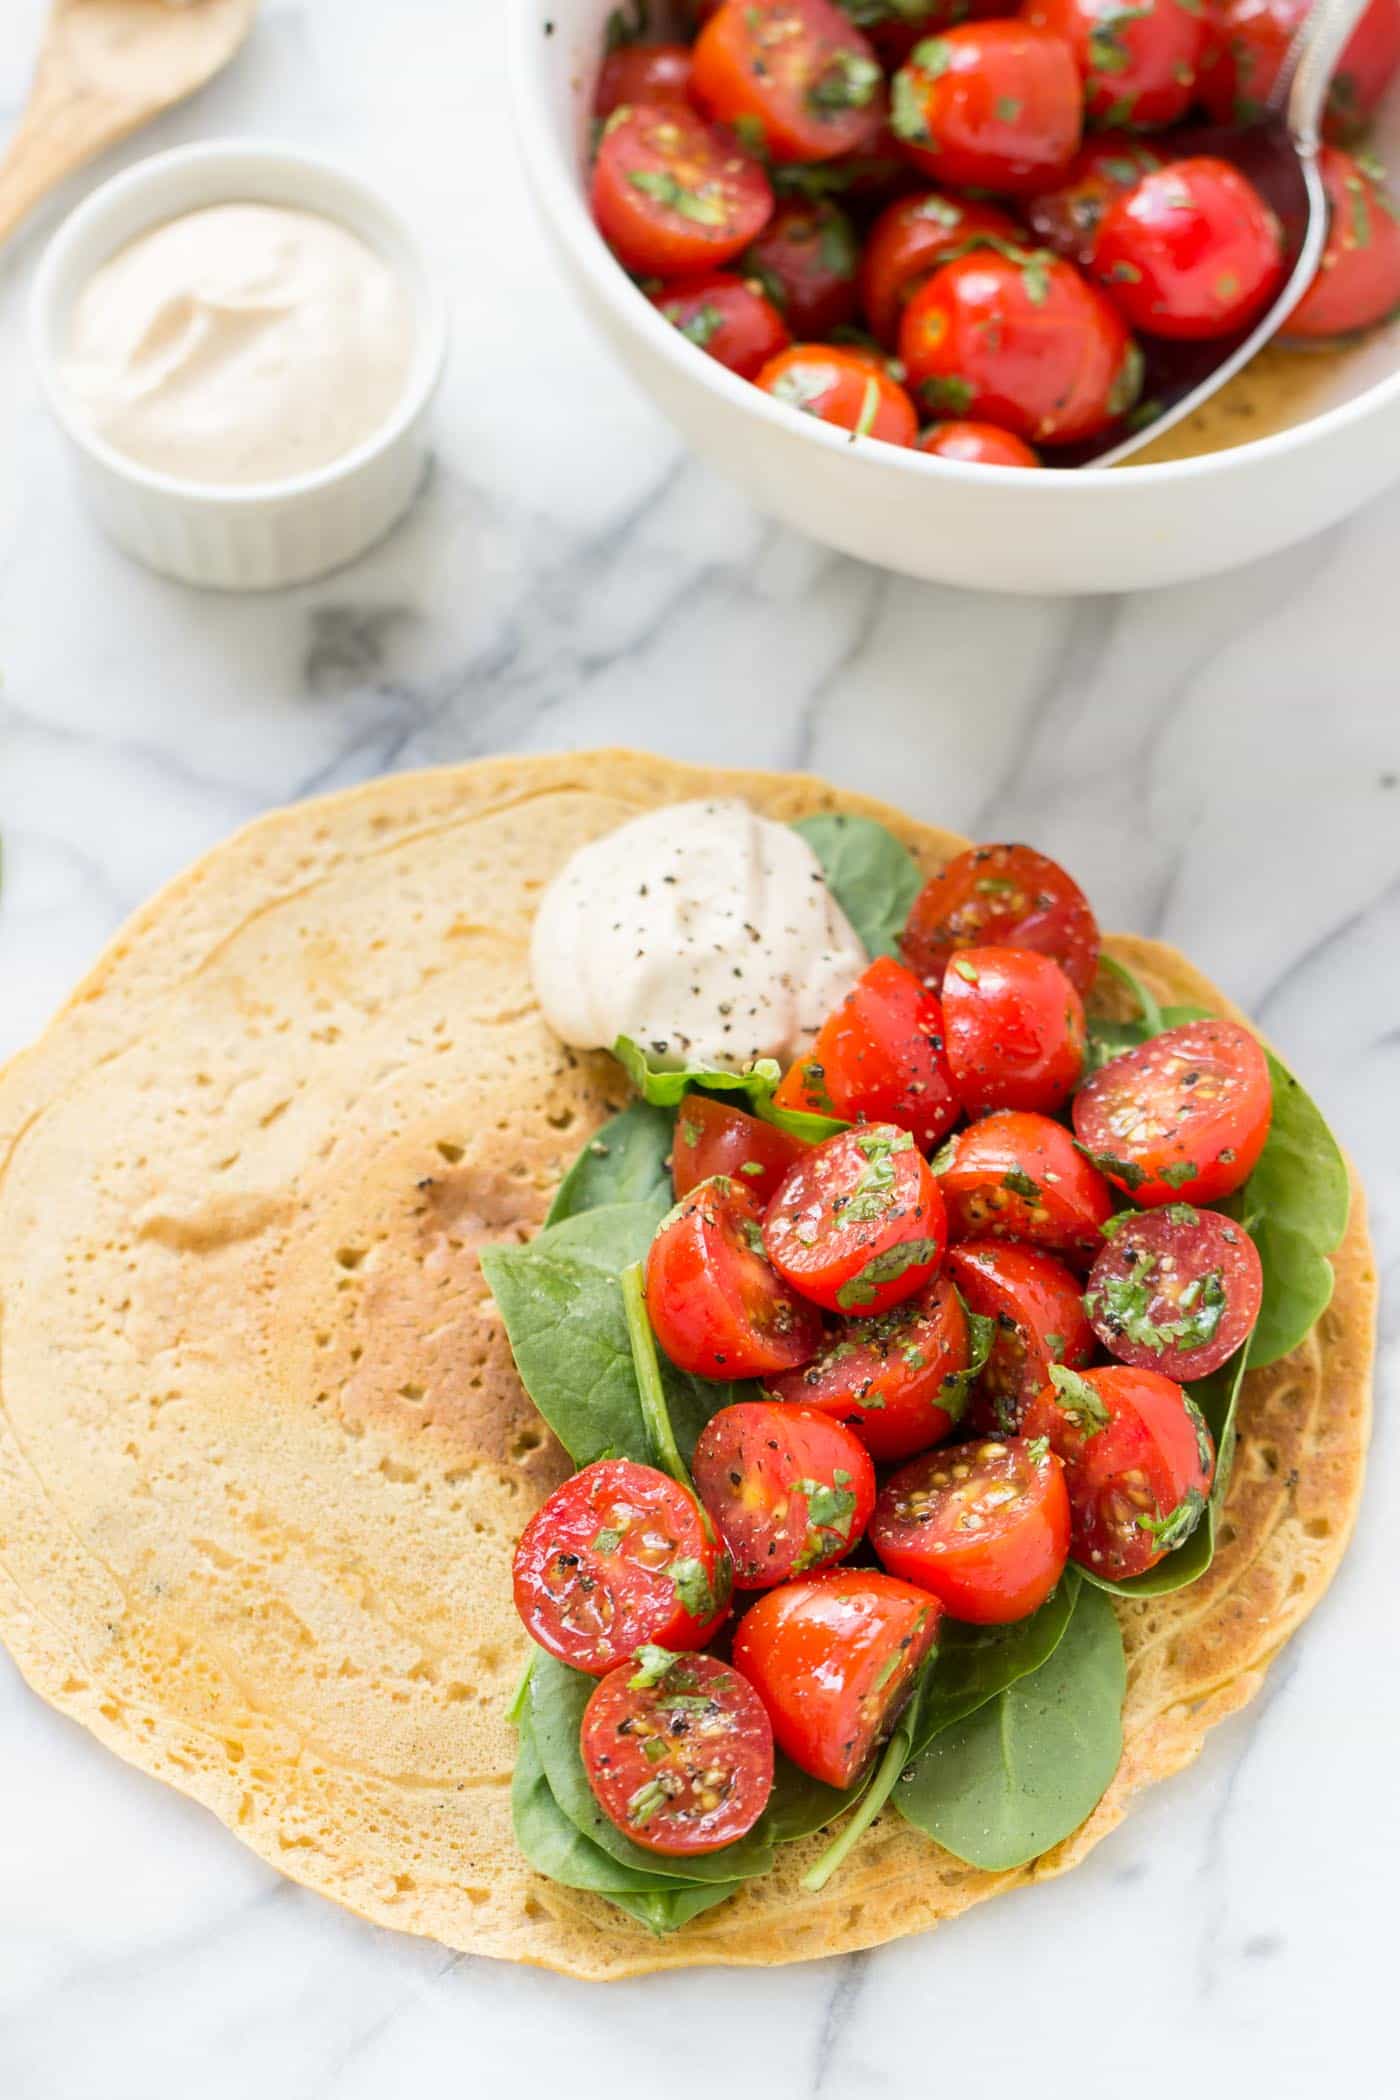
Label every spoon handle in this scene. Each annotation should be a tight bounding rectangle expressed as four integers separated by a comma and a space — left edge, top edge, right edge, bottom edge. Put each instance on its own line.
1276, 0, 1378, 148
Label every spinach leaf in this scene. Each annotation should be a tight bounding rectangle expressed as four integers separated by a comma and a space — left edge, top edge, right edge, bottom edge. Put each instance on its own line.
1243, 1050, 1350, 1367
764, 1757, 865, 1845
546, 1100, 674, 1225
908, 1569, 1081, 1756
607, 1882, 744, 1933
896, 1583, 1125, 1870
511, 1711, 681, 1896
613, 1035, 845, 1142
791, 812, 924, 961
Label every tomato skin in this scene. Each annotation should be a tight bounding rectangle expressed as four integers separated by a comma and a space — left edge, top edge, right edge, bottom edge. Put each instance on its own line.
870, 1436, 1070, 1623
1025, 135, 1165, 267
671, 1095, 807, 1209
1085, 1205, 1263, 1380
798, 955, 962, 1151
693, 1401, 876, 1587
766, 1271, 971, 1461
1282, 146, 1400, 342
743, 200, 862, 337
1199, 0, 1400, 143
890, 25, 1083, 195
581, 1652, 774, 1854
592, 104, 774, 276
651, 271, 791, 379
1023, 0, 1207, 129
513, 1459, 730, 1675
899, 248, 1142, 446
765, 1124, 947, 1316
917, 421, 1041, 466
901, 842, 1101, 996
947, 1240, 1095, 1434
860, 192, 1020, 346
941, 946, 1086, 1115
733, 1570, 941, 1787
692, 0, 889, 165
937, 1109, 1114, 1260
595, 42, 696, 120
756, 344, 920, 444
1072, 1017, 1273, 1207
1093, 158, 1286, 342
647, 1175, 824, 1379
1022, 1363, 1215, 1579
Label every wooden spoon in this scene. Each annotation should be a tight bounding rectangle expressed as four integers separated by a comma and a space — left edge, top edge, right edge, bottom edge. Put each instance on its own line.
0, 0, 257, 249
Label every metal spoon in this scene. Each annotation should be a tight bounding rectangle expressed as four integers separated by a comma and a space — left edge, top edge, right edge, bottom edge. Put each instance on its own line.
1075, 0, 1374, 467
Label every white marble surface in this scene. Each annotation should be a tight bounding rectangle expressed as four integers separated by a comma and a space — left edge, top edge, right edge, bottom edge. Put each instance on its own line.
1, 3, 1397, 2095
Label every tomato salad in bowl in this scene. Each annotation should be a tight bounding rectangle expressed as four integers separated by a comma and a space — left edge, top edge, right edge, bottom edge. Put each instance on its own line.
484, 804, 1352, 1927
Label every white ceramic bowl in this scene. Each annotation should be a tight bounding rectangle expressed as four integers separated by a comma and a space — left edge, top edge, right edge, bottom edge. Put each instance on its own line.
30, 142, 447, 591
510, 0, 1400, 594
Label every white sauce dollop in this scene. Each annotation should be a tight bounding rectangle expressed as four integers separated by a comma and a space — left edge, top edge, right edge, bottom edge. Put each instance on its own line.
530, 800, 868, 1071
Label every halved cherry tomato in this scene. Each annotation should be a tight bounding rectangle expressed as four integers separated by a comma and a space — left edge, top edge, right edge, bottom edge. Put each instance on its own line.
671, 1095, 807, 1209
733, 1569, 941, 1786
900, 247, 1142, 445
581, 1651, 773, 1854
947, 1240, 1095, 1434
743, 199, 861, 337
1026, 135, 1166, 267
766, 1271, 971, 1461
756, 343, 920, 443
595, 42, 696, 120
1022, 1362, 1215, 1579
941, 946, 1086, 1115
592, 104, 774, 276
889, 25, 1083, 196
1072, 1017, 1273, 1206
782, 955, 961, 1151
1024, 0, 1207, 130
870, 1435, 1070, 1623
692, 0, 889, 164
647, 1174, 823, 1378
917, 421, 1041, 466
1199, 0, 1400, 144
1093, 158, 1286, 342
860, 192, 1020, 346
1085, 1204, 1263, 1380
651, 271, 792, 378
693, 1400, 876, 1587
764, 1124, 947, 1315
1282, 146, 1400, 342
513, 1458, 731, 1675
937, 1109, 1114, 1260
901, 842, 1101, 996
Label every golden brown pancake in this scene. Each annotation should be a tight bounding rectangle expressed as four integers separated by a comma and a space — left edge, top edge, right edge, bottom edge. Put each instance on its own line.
0, 752, 1374, 1978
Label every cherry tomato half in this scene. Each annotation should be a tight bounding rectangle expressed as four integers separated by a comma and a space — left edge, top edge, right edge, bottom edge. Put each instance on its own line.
733, 1569, 941, 1786
1026, 134, 1166, 268
765, 1124, 947, 1315
692, 0, 889, 165
513, 1458, 731, 1674
937, 1108, 1114, 1260
693, 1400, 876, 1587
651, 271, 791, 378
592, 103, 774, 277
1085, 1204, 1263, 1380
671, 1094, 808, 1209
860, 191, 1021, 346
1094, 158, 1286, 342
743, 199, 861, 337
917, 421, 1042, 466
1282, 146, 1400, 342
766, 1271, 972, 1461
1072, 1017, 1273, 1207
647, 1175, 823, 1379
581, 1651, 773, 1854
595, 42, 696, 121
889, 25, 1083, 196
942, 945, 1086, 1116
783, 955, 962, 1151
947, 1239, 1095, 1434
901, 841, 1101, 996
756, 343, 920, 443
1022, 1362, 1216, 1580
1025, 0, 1207, 130
870, 1435, 1070, 1623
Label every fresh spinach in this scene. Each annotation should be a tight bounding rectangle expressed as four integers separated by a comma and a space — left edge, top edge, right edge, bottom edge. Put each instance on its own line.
1242, 1050, 1350, 1366
896, 1583, 1125, 1870
512, 1710, 681, 1897
613, 1035, 845, 1142
791, 812, 924, 961
908, 1569, 1081, 1756
546, 1100, 674, 1225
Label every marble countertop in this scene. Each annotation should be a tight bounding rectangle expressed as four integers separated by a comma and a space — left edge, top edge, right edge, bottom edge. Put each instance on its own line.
1, 3, 1396, 2095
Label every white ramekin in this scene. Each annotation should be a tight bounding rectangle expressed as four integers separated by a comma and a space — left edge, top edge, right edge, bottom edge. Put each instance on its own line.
29, 141, 448, 591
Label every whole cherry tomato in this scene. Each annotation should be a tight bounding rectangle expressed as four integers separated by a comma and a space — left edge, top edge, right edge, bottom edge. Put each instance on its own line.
889, 25, 1083, 196
1282, 146, 1400, 341
941, 946, 1087, 1115
766, 1271, 972, 1461
775, 955, 962, 1151
651, 272, 791, 379
756, 343, 920, 443
1085, 1204, 1263, 1380
581, 1651, 773, 1854
646, 1174, 823, 1378
671, 1094, 807, 1208
1199, 0, 1400, 144
900, 246, 1143, 445
868, 0, 1017, 72
692, 1400, 876, 1586
860, 191, 1021, 346
764, 1124, 947, 1315
937, 1108, 1114, 1260
947, 1239, 1095, 1434
1026, 135, 1166, 267
592, 104, 774, 276
870, 1435, 1070, 1622
1072, 1016, 1273, 1206
595, 42, 696, 120
513, 1458, 731, 1674
744, 200, 862, 337
1023, 0, 1208, 129
901, 841, 1101, 996
917, 421, 1042, 465
1093, 158, 1286, 341
692, 0, 889, 164
733, 1570, 941, 1786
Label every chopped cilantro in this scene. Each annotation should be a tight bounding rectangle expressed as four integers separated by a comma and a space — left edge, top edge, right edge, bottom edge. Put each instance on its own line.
1048, 1362, 1110, 1436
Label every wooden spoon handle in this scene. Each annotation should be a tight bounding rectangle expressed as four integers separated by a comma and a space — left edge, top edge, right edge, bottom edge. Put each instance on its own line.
0, 56, 139, 249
